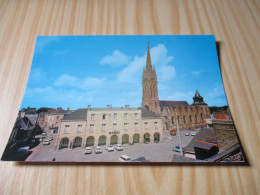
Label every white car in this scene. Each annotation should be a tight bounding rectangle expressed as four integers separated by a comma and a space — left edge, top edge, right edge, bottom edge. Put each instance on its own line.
95, 146, 102, 154
191, 132, 196, 136
48, 136, 53, 141
43, 140, 50, 145
119, 155, 131, 162
105, 145, 114, 152
185, 132, 189, 136
41, 132, 47, 136
115, 144, 123, 151
85, 147, 92, 154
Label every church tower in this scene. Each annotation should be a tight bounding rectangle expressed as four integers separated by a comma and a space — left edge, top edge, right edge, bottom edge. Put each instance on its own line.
142, 42, 160, 114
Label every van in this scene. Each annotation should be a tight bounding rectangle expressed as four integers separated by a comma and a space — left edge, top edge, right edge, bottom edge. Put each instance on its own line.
119, 155, 131, 162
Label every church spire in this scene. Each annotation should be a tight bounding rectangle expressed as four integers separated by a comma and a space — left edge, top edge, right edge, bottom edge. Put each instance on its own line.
146, 41, 152, 71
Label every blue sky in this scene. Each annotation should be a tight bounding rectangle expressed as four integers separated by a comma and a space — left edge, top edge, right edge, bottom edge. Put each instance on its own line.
21, 35, 227, 110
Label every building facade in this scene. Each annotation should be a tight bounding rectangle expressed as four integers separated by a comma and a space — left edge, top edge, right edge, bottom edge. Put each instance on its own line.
142, 43, 210, 130
56, 105, 162, 150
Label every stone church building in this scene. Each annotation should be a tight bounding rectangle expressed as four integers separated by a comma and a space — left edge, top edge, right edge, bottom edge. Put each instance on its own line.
141, 42, 210, 130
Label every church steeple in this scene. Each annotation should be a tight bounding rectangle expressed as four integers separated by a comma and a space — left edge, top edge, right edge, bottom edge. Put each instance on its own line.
192, 89, 207, 106
146, 41, 152, 72
142, 42, 160, 114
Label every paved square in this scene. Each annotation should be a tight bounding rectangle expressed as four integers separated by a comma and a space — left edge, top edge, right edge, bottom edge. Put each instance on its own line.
26, 129, 200, 162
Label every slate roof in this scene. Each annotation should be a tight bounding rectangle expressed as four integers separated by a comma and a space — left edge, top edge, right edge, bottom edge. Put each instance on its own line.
205, 141, 241, 162
172, 154, 206, 162
138, 108, 161, 119
50, 110, 68, 114
19, 117, 35, 131
61, 109, 88, 121
90, 107, 138, 111
183, 127, 218, 153
159, 100, 189, 108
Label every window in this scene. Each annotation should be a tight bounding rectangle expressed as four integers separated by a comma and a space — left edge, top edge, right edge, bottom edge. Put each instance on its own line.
189, 115, 192, 122
145, 122, 148, 130
154, 122, 158, 129
102, 114, 106, 120
124, 123, 128, 130
91, 114, 95, 120
113, 123, 117, 130
183, 116, 186, 124
134, 113, 138, 119
64, 125, 70, 133
90, 124, 94, 132
113, 113, 118, 119
124, 113, 128, 119
77, 125, 82, 132
57, 116, 60, 119
134, 123, 138, 130
102, 124, 106, 131
171, 117, 174, 125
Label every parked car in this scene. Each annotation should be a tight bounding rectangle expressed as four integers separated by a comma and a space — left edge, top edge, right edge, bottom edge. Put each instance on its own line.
115, 144, 123, 151
85, 147, 92, 154
119, 155, 131, 162
41, 132, 47, 136
95, 146, 102, 154
43, 140, 50, 145
48, 136, 53, 141
185, 132, 189, 136
191, 132, 196, 136
170, 129, 176, 136
105, 145, 114, 152
173, 145, 181, 152
188, 127, 194, 131
17, 146, 30, 154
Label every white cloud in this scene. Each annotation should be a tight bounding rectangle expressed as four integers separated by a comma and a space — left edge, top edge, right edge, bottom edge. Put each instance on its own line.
163, 91, 194, 103
99, 49, 131, 67
54, 74, 106, 89
191, 70, 204, 78
206, 85, 225, 98
157, 65, 176, 82
117, 44, 175, 83
35, 36, 60, 53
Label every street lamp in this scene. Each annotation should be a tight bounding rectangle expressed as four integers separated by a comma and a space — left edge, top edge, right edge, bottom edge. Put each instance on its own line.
177, 120, 183, 156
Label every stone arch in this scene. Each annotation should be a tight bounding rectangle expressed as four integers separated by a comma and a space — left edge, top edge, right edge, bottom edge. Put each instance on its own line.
143, 133, 150, 143
86, 136, 95, 147
110, 135, 118, 145
98, 135, 106, 146
133, 133, 140, 143
144, 105, 149, 110
59, 137, 69, 149
122, 134, 129, 144
73, 136, 82, 148
154, 132, 160, 142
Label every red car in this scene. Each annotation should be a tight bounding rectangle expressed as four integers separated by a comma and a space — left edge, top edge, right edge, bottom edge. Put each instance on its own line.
170, 129, 176, 136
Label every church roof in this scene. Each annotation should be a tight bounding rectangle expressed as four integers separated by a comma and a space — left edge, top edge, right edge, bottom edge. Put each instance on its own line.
138, 108, 161, 119
61, 109, 87, 121
159, 100, 189, 108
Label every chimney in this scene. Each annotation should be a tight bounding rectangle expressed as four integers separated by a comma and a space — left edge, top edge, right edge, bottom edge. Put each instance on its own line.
125, 105, 129, 109
88, 105, 91, 110
67, 107, 70, 112
107, 105, 111, 109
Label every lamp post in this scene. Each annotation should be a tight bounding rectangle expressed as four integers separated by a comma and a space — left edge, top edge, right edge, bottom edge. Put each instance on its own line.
177, 120, 183, 156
